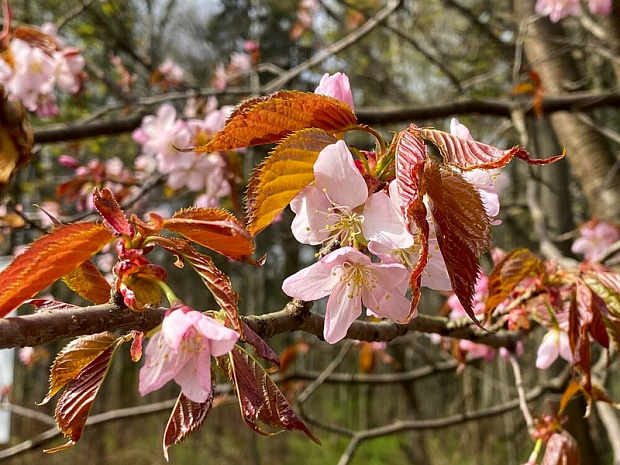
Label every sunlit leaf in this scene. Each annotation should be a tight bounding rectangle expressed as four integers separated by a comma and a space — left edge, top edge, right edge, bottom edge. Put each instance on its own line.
158, 238, 243, 334
0, 91, 33, 192
424, 159, 491, 329
0, 222, 114, 317
40, 332, 119, 405
394, 126, 429, 321
163, 391, 214, 461
485, 249, 545, 320
541, 431, 580, 465
559, 380, 581, 415
411, 125, 563, 170
245, 128, 337, 236
218, 346, 320, 444
44, 337, 123, 453
93, 187, 132, 236
62, 259, 112, 304
164, 207, 255, 262
203, 91, 357, 152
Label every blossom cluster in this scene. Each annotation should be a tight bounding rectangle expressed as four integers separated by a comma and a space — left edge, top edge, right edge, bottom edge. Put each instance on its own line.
132, 99, 232, 207
535, 0, 612, 22
282, 73, 505, 343
0, 23, 84, 117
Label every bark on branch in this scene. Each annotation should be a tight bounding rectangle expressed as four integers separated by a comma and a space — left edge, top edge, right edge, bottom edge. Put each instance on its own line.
0, 299, 522, 350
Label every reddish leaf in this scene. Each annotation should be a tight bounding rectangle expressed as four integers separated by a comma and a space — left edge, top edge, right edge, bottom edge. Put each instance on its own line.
589, 292, 610, 349
158, 238, 243, 334
164, 207, 255, 263
163, 391, 214, 461
62, 259, 112, 304
245, 128, 337, 236
394, 126, 429, 321
240, 320, 280, 368
45, 337, 123, 453
541, 431, 580, 465
0, 91, 33, 191
412, 125, 563, 170
218, 347, 320, 444
40, 332, 119, 405
423, 159, 491, 329
0, 222, 114, 317
485, 249, 545, 320
568, 281, 593, 403
26, 299, 79, 311
93, 188, 132, 236
559, 380, 581, 415
203, 91, 357, 152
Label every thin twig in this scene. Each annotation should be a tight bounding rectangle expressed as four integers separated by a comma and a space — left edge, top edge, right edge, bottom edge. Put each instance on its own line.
508, 353, 534, 432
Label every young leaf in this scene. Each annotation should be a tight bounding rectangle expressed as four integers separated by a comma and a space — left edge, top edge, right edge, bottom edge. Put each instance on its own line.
164, 207, 255, 262
93, 187, 132, 236
0, 91, 33, 192
394, 126, 430, 320
0, 222, 114, 317
568, 282, 593, 404
541, 431, 580, 465
423, 159, 491, 329
158, 239, 243, 334
62, 259, 112, 304
204, 91, 357, 152
412, 125, 563, 170
218, 347, 320, 444
45, 337, 123, 453
40, 332, 119, 405
163, 391, 214, 461
484, 249, 545, 320
240, 321, 280, 368
246, 128, 338, 236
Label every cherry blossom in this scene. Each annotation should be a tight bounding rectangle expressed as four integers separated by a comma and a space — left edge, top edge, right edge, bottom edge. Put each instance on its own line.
535, 0, 582, 22
588, 0, 612, 15
363, 181, 452, 291
139, 305, 239, 403
314, 72, 355, 111
536, 328, 572, 369
282, 247, 410, 344
571, 220, 620, 261
158, 58, 184, 84
290, 140, 368, 247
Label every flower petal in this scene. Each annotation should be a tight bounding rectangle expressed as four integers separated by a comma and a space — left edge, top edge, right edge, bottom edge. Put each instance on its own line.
139, 331, 189, 396
282, 260, 339, 301
314, 141, 368, 208
324, 281, 363, 344
290, 185, 334, 245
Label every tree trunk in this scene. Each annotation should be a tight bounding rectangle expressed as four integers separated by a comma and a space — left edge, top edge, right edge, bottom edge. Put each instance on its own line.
515, 0, 620, 223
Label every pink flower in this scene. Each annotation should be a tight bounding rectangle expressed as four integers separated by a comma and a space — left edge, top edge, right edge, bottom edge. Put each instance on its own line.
139, 306, 239, 403
536, 328, 572, 369
363, 181, 452, 291
588, 0, 612, 15
535, 0, 581, 22
282, 247, 410, 344
290, 140, 368, 247
314, 72, 355, 111
158, 58, 184, 84
132, 104, 180, 158
571, 220, 620, 261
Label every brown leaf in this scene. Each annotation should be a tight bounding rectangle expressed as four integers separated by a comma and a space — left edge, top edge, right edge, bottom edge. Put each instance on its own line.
45, 337, 123, 453
0, 222, 114, 317
93, 187, 132, 236
485, 249, 545, 320
163, 391, 214, 461
158, 239, 243, 334
245, 128, 337, 236
62, 259, 112, 304
203, 91, 357, 152
541, 431, 580, 465
240, 320, 280, 368
40, 332, 118, 405
164, 207, 255, 262
423, 159, 491, 329
394, 126, 429, 321
0, 89, 33, 193
218, 347, 320, 444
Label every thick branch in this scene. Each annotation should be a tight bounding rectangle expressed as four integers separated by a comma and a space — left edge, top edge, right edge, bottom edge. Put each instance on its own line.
0, 299, 521, 350
33, 91, 620, 144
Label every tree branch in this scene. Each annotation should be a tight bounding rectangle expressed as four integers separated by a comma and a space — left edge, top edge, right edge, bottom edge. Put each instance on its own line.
0, 299, 522, 350
32, 90, 620, 144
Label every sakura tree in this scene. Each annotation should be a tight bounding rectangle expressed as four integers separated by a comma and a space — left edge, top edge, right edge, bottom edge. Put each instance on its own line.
0, 1, 619, 464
